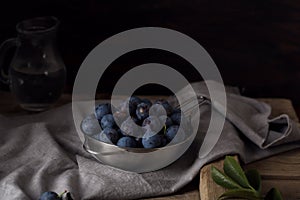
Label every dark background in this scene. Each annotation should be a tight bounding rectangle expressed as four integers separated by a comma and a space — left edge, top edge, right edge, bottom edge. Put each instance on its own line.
1, 0, 300, 104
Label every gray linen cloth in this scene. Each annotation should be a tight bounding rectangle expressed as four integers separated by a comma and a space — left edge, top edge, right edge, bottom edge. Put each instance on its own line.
1, 81, 300, 200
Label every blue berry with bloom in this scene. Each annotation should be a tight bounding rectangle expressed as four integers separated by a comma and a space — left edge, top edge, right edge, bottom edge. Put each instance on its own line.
142, 130, 163, 148
81, 114, 101, 136
100, 114, 116, 129
39, 191, 60, 200
117, 136, 138, 148
166, 125, 186, 143
136, 102, 151, 121
95, 103, 112, 121
96, 127, 120, 144
142, 115, 163, 133
129, 96, 142, 115
154, 99, 173, 116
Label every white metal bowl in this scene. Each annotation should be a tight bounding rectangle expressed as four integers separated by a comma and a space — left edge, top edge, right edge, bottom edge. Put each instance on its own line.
81, 122, 195, 173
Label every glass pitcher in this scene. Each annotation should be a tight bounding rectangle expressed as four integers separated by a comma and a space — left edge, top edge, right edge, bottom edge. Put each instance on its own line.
0, 16, 66, 111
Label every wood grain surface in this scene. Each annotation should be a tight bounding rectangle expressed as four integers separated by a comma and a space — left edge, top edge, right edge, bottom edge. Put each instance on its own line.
138, 98, 300, 199
142, 190, 200, 200
0, 92, 299, 199
198, 98, 300, 200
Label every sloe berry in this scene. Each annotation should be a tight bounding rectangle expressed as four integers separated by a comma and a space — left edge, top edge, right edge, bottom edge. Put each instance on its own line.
142, 115, 163, 133
166, 125, 186, 143
95, 103, 112, 121
117, 136, 138, 148
39, 191, 60, 200
100, 114, 116, 129
81, 114, 101, 136
96, 127, 120, 144
142, 132, 163, 149
136, 102, 150, 121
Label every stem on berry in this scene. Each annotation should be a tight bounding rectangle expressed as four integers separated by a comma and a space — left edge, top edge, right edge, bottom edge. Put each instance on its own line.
58, 190, 67, 197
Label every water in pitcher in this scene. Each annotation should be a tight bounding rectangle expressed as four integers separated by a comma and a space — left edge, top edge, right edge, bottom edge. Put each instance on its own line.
9, 66, 66, 111
0, 17, 67, 111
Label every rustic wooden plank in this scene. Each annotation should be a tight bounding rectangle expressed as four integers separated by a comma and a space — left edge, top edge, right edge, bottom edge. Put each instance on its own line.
199, 158, 226, 200
261, 179, 300, 199
199, 98, 300, 199
199, 156, 239, 200
0, 92, 73, 116
1, 92, 300, 199
141, 190, 200, 200
258, 98, 299, 121
244, 98, 300, 180
245, 148, 300, 180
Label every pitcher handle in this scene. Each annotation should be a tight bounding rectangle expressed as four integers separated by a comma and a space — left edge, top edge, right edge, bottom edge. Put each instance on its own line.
0, 38, 17, 84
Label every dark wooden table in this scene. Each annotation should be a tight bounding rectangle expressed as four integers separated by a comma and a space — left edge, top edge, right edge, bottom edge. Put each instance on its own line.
200, 98, 300, 200
1, 91, 300, 199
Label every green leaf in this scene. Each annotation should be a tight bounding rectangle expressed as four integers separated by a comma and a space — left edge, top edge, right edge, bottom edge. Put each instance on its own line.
265, 188, 283, 200
211, 166, 242, 189
245, 169, 262, 193
223, 156, 251, 189
218, 189, 263, 200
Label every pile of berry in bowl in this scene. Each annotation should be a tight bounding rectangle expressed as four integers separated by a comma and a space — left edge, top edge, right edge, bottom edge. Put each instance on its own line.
80, 96, 196, 173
